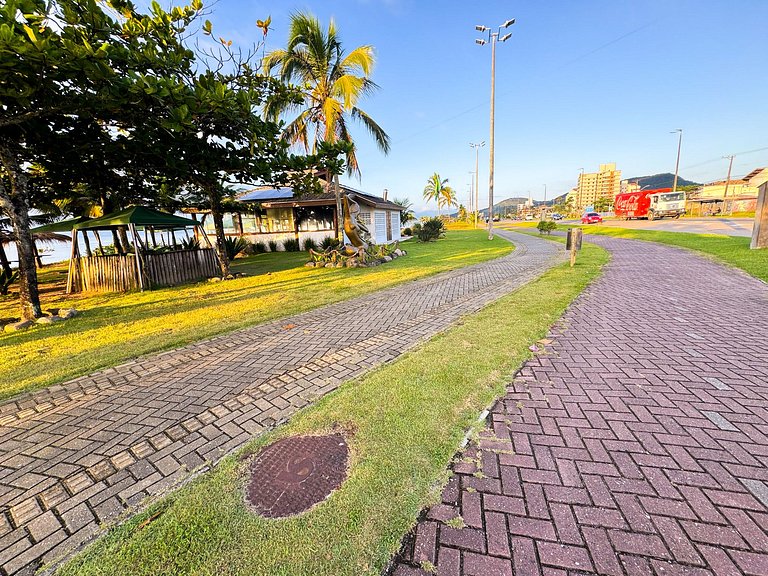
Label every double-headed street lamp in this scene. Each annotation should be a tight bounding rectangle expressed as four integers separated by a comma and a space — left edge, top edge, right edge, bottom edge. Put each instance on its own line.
470, 141, 485, 228
476, 19, 515, 239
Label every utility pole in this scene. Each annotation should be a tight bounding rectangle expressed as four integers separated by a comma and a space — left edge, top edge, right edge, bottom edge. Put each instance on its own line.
671, 129, 683, 195
722, 154, 735, 216
475, 19, 514, 240
470, 142, 485, 229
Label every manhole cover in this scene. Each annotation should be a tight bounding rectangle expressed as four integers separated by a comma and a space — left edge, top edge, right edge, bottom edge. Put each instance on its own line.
245, 434, 349, 518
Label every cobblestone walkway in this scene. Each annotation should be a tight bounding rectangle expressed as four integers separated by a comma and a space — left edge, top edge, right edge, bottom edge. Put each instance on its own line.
392, 237, 768, 576
0, 231, 561, 575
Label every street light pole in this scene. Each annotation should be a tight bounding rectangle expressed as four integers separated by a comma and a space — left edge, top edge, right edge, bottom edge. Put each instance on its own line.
671, 129, 683, 195
476, 19, 515, 240
470, 142, 485, 229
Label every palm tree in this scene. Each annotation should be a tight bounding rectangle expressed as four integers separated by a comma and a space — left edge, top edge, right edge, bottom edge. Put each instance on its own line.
264, 12, 390, 177
392, 197, 415, 225
423, 173, 455, 217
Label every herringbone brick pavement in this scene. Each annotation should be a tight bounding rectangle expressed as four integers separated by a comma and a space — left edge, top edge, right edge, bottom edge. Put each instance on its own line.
392, 237, 768, 576
0, 231, 561, 576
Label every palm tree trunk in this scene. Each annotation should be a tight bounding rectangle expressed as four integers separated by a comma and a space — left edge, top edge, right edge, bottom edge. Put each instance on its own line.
334, 174, 343, 243
0, 144, 43, 320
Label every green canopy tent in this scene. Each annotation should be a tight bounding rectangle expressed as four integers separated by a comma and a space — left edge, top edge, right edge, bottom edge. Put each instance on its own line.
66, 206, 219, 293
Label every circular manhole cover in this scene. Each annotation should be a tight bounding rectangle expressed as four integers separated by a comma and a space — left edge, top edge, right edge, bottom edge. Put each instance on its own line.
245, 434, 349, 518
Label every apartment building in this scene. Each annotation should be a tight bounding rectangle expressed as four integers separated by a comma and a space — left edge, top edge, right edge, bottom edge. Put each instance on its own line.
576, 163, 622, 209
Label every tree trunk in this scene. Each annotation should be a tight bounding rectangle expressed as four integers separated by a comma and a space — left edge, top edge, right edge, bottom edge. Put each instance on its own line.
209, 192, 230, 277
334, 174, 343, 243
0, 241, 12, 277
111, 229, 123, 254
33, 243, 43, 268
117, 227, 131, 254
0, 145, 42, 320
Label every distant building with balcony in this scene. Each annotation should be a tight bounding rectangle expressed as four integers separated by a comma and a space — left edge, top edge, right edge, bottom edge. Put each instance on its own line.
576, 163, 621, 209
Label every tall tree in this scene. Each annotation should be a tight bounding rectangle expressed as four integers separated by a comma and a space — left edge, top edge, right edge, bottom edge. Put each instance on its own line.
263, 11, 391, 176
0, 0, 201, 319
423, 173, 455, 217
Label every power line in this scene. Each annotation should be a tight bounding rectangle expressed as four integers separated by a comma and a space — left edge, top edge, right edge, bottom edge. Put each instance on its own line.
682, 145, 768, 170
393, 17, 664, 145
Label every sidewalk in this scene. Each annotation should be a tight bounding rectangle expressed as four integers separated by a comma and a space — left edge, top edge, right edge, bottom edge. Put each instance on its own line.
393, 236, 768, 576
0, 231, 562, 576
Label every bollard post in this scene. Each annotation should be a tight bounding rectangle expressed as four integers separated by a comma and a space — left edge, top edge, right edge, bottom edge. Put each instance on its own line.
566, 228, 583, 267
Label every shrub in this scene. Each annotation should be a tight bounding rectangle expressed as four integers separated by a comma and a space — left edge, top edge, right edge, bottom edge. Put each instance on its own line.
302, 237, 318, 252
320, 236, 339, 250
402, 227, 412, 236
252, 240, 267, 254
416, 217, 445, 242
180, 237, 200, 251
282, 238, 301, 252
223, 236, 250, 260
267, 240, 279, 252
536, 221, 558, 235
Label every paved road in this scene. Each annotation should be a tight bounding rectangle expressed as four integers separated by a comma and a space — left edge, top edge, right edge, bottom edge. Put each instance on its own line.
393, 237, 768, 576
562, 217, 754, 237
0, 231, 562, 576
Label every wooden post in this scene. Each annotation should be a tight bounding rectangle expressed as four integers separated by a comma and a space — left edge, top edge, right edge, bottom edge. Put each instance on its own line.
66, 228, 78, 294
566, 228, 582, 268
129, 224, 145, 291
751, 182, 768, 249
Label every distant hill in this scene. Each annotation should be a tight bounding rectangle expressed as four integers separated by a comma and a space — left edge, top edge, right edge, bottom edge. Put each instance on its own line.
627, 173, 699, 189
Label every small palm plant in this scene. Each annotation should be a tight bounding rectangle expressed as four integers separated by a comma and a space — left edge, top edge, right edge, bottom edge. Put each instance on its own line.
423, 173, 455, 217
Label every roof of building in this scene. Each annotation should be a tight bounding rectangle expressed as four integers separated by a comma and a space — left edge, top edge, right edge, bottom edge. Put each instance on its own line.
73, 206, 197, 230
237, 185, 402, 211
743, 167, 767, 181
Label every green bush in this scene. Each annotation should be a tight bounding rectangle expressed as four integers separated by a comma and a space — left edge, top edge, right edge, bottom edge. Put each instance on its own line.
223, 237, 249, 260
320, 236, 339, 250
267, 240, 279, 252
536, 221, 558, 235
282, 238, 301, 252
303, 237, 318, 251
416, 217, 445, 242
252, 241, 267, 254
402, 227, 412, 236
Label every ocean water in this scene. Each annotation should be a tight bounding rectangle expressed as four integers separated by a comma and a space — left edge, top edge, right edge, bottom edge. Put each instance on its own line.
3, 230, 192, 267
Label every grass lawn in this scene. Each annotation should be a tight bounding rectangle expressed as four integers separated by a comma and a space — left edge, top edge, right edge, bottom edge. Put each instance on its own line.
0, 231, 512, 401
56, 243, 608, 576
501, 221, 768, 283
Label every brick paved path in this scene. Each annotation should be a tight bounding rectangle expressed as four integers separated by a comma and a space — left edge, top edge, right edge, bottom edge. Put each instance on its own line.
393, 237, 768, 576
0, 231, 561, 575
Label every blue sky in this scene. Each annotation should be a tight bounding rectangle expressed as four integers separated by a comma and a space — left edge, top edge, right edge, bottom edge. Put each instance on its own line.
200, 0, 768, 211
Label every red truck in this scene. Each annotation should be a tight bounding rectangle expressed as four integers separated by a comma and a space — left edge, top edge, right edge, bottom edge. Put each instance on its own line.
614, 188, 686, 220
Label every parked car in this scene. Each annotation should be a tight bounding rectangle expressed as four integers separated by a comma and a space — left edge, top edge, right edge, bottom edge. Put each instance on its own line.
581, 212, 603, 224
525, 214, 534, 221
551, 213, 564, 220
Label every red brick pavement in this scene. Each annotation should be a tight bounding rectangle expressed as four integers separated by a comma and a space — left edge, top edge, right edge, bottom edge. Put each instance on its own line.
391, 237, 768, 576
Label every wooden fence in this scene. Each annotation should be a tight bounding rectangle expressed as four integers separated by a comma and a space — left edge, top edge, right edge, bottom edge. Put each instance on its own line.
145, 248, 219, 289
72, 248, 218, 293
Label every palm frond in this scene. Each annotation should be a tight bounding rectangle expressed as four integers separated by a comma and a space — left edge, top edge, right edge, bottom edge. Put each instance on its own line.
339, 45, 375, 76
351, 107, 391, 154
